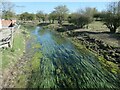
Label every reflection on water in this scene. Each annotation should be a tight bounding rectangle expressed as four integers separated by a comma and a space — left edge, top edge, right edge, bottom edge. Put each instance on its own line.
31, 27, 119, 88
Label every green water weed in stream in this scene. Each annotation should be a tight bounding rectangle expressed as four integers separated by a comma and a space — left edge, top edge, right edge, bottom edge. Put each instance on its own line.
26, 51, 42, 85
7, 26, 120, 88
32, 28, 120, 88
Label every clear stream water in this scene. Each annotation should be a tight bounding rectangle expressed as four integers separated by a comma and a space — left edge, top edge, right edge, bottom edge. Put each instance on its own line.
28, 27, 119, 88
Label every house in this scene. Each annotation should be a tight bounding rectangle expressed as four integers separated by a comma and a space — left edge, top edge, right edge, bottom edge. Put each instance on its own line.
2, 20, 16, 28
0, 19, 16, 29
0, 19, 2, 29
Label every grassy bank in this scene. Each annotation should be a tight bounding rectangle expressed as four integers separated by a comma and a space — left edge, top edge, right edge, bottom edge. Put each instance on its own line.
13, 41, 43, 87
21, 21, 38, 32
15, 50, 43, 88
2, 23, 43, 88
71, 38, 120, 74
2, 27, 27, 70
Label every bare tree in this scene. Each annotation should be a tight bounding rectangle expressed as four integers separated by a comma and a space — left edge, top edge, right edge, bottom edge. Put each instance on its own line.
107, 2, 119, 14
100, 2, 120, 33
78, 7, 98, 16
1, 1, 15, 19
54, 5, 69, 25
118, 1, 120, 13
0, 1, 2, 18
2, 1, 14, 12
36, 11, 46, 23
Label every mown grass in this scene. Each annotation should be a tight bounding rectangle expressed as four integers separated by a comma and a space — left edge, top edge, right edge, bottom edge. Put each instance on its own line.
2, 29, 26, 69
88, 21, 109, 32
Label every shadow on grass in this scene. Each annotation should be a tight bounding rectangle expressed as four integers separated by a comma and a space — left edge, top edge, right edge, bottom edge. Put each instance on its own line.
37, 23, 51, 26
70, 30, 120, 40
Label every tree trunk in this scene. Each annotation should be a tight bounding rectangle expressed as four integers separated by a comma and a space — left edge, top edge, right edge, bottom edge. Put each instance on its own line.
58, 20, 62, 25
110, 28, 116, 33
52, 20, 54, 24
107, 24, 117, 33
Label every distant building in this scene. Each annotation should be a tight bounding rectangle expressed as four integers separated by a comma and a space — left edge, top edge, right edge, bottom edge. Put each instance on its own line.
0, 19, 16, 28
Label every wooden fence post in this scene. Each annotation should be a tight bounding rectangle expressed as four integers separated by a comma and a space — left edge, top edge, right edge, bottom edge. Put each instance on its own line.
10, 27, 13, 48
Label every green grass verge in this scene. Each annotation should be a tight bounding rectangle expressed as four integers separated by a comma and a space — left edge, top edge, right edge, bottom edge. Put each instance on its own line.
2, 29, 26, 69
15, 49, 43, 88
88, 21, 108, 31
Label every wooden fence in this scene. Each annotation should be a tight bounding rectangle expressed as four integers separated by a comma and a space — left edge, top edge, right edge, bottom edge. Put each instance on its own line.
0, 25, 19, 48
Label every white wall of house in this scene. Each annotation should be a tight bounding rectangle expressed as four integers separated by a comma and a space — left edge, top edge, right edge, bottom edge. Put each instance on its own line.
0, 19, 2, 29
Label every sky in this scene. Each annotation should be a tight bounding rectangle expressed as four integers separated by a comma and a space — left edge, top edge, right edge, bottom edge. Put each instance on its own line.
13, 2, 110, 14
8, 0, 120, 2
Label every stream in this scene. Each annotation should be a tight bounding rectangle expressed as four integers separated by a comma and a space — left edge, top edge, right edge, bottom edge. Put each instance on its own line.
26, 27, 119, 88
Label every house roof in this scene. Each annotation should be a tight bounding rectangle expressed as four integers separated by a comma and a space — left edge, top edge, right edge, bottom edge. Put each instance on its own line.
2, 20, 11, 27
1, 20, 16, 27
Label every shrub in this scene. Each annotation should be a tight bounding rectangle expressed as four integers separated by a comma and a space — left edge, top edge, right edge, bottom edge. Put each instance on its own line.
68, 13, 92, 28
101, 12, 120, 33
